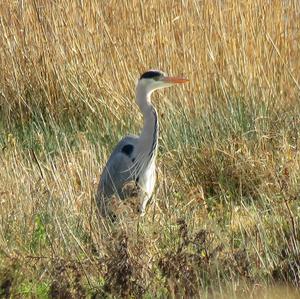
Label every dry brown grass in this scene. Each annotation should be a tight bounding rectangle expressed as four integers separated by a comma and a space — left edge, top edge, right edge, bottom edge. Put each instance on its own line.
0, 0, 300, 298
1, 0, 300, 120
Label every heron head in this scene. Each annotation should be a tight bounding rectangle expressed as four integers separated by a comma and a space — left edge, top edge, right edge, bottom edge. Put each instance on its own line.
138, 70, 188, 94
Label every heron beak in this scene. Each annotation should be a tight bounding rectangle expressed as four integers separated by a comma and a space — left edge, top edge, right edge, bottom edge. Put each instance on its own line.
162, 76, 189, 84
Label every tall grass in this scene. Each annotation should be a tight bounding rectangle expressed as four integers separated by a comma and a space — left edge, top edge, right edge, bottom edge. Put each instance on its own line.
0, 0, 300, 297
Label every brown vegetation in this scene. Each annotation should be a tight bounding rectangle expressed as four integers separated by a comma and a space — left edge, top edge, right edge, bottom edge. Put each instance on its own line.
0, 0, 300, 298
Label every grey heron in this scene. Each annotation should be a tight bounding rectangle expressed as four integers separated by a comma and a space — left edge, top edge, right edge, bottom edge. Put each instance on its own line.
96, 70, 188, 218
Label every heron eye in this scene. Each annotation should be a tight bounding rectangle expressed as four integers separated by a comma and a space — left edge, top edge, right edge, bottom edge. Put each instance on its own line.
154, 75, 163, 81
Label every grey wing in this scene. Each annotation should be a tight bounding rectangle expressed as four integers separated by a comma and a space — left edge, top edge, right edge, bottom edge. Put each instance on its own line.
97, 135, 139, 202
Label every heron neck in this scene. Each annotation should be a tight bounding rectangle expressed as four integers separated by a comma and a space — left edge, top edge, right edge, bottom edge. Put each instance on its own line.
135, 85, 159, 158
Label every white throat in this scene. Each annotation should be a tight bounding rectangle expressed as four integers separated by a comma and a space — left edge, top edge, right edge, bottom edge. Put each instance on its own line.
134, 82, 159, 172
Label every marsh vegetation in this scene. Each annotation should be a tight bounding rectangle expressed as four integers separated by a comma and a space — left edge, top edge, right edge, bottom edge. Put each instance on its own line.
0, 0, 300, 297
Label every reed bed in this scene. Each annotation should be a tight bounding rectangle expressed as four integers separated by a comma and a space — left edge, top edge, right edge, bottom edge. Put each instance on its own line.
0, 0, 300, 297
